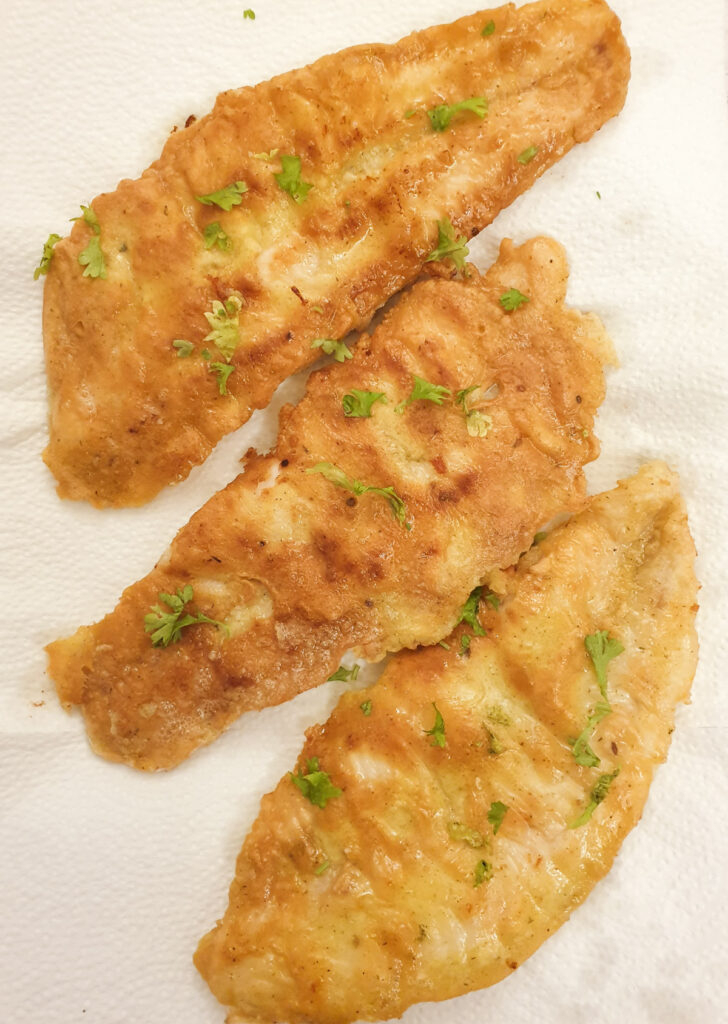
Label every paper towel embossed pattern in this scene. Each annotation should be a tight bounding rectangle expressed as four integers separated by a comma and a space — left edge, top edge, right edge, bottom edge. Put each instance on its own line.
40, 0, 629, 507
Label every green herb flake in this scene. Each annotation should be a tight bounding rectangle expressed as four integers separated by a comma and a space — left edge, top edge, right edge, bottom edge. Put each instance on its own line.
487, 800, 509, 835
314, 860, 329, 875
395, 375, 451, 414
499, 288, 530, 312
306, 462, 410, 529
439, 640, 451, 650
253, 149, 279, 161
570, 700, 611, 768
425, 217, 469, 271
569, 768, 620, 829
474, 859, 492, 886
483, 725, 503, 756
517, 145, 539, 164
203, 294, 243, 361
209, 362, 235, 395
532, 531, 548, 545
78, 235, 106, 279
327, 664, 360, 683
71, 204, 101, 234
243, 7, 255, 18
360, 699, 372, 716
448, 821, 485, 847
144, 585, 229, 647
311, 337, 352, 363
274, 154, 313, 203
428, 97, 488, 132
172, 339, 195, 358
311, 304, 324, 313
34, 233, 61, 279
484, 592, 500, 610
342, 389, 387, 418
203, 221, 231, 251
460, 634, 471, 654
404, 109, 417, 119
487, 705, 511, 727
596, 190, 602, 199
424, 702, 446, 748
456, 587, 486, 637
481, 20, 495, 36
291, 757, 342, 809
196, 180, 248, 211
584, 630, 624, 700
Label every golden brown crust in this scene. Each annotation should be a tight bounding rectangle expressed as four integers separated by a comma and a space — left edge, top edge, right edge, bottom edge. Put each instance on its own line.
47, 236, 613, 770
42, 0, 629, 506
194, 463, 699, 1024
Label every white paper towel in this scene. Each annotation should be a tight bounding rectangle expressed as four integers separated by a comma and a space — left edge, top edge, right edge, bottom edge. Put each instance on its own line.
1, 1, 727, 1021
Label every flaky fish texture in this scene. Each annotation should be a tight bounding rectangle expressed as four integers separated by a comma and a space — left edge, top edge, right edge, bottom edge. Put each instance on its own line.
47, 237, 614, 770
195, 462, 699, 1024
42, 0, 629, 507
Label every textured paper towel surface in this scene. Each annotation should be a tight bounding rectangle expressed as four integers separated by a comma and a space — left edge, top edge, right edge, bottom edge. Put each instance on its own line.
1, 1, 727, 1021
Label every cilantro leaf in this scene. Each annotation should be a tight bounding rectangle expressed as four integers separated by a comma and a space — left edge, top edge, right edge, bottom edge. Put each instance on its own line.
425, 217, 469, 271
499, 288, 530, 311
428, 97, 488, 132
517, 145, 539, 165
342, 389, 387, 418
203, 221, 231, 251
291, 756, 342, 809
311, 337, 352, 362
203, 294, 243, 361
487, 800, 508, 834
481, 20, 495, 36
569, 768, 620, 829
395, 375, 451, 414
474, 859, 492, 886
448, 821, 485, 847
34, 233, 61, 279
253, 149, 279, 161
209, 362, 234, 395
196, 180, 248, 211
457, 587, 486, 636
360, 699, 372, 716
570, 700, 611, 768
274, 154, 312, 203
71, 205, 100, 234
78, 235, 106, 279
327, 664, 360, 683
144, 586, 229, 647
307, 461, 410, 529
425, 702, 446, 747
585, 631, 624, 700
172, 339, 195, 358
454, 385, 493, 437
243, 7, 255, 18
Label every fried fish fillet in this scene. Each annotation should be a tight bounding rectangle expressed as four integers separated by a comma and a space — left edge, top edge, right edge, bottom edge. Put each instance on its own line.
47, 236, 614, 770
195, 462, 698, 1024
42, 0, 629, 507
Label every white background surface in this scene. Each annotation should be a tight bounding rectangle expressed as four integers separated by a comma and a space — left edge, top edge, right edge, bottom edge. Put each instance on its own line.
1, 1, 727, 1022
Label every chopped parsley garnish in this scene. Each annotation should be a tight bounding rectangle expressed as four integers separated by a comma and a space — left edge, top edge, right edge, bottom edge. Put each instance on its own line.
460, 634, 471, 654
499, 288, 530, 312
360, 699, 372, 716
274, 154, 312, 203
311, 337, 352, 362
195, 180, 248, 211
34, 233, 61, 279
342, 389, 387, 418
307, 462, 410, 529
425, 217, 469, 271
570, 700, 611, 768
71, 204, 100, 232
253, 148, 279, 161
395, 375, 451, 414
243, 7, 255, 18
425, 702, 446, 747
203, 294, 243, 361
314, 860, 329, 875
484, 592, 500, 610
172, 339, 195, 358
455, 385, 492, 437
203, 221, 231, 251
209, 362, 234, 395
427, 97, 488, 132
439, 640, 451, 650
404, 109, 417, 119
144, 585, 229, 647
517, 145, 539, 164
487, 800, 508, 834
596, 190, 602, 199
481, 20, 495, 36
78, 235, 106, 279
487, 705, 511, 726
474, 859, 492, 886
448, 821, 485, 847
584, 630, 624, 699
291, 757, 342, 809
456, 587, 486, 637
327, 664, 360, 683
483, 725, 503, 756
569, 768, 620, 829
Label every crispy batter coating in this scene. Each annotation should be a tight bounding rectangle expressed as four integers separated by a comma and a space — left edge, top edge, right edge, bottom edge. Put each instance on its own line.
195, 462, 699, 1024
47, 237, 614, 770
42, 0, 629, 506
